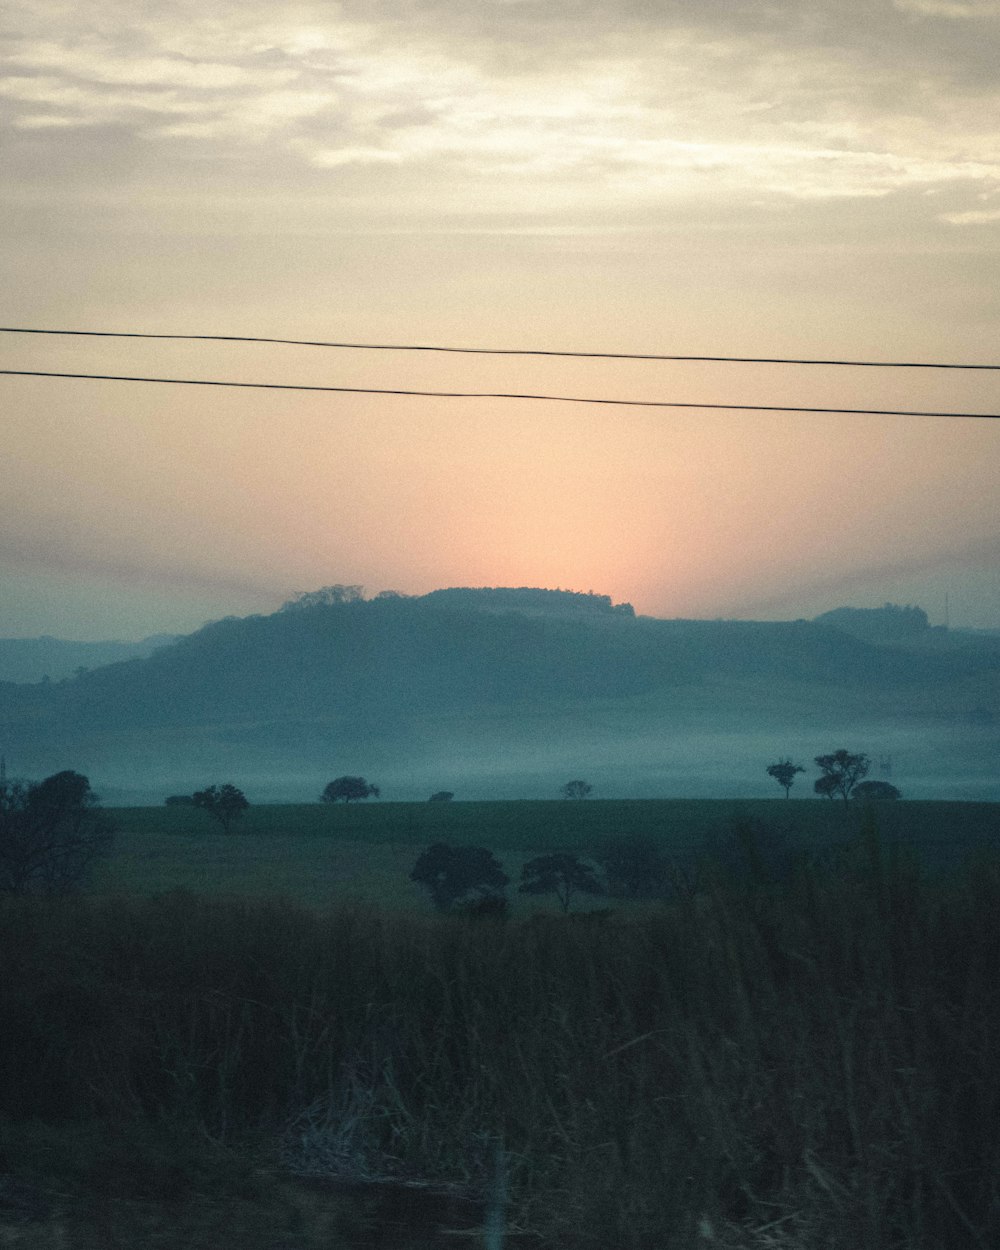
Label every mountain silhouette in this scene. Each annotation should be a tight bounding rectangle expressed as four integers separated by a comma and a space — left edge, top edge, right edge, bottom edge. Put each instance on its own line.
1, 588, 996, 802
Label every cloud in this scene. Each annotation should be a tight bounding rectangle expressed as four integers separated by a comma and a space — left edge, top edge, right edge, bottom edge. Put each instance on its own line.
2, 0, 999, 216
893, 0, 1000, 16
941, 207, 1000, 223
2, 42, 275, 89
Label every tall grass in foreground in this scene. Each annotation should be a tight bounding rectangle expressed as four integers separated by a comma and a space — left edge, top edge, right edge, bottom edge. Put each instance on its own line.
1, 828, 999, 1247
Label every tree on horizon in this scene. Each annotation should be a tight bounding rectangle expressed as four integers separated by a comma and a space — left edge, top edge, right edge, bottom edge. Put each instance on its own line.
192, 783, 249, 833
321, 776, 380, 803
766, 757, 805, 798
814, 750, 870, 805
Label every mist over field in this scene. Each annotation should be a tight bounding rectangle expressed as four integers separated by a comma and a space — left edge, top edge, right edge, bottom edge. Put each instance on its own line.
1, 588, 996, 805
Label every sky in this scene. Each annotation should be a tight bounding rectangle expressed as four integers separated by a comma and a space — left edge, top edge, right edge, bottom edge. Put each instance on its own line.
1, 0, 998, 640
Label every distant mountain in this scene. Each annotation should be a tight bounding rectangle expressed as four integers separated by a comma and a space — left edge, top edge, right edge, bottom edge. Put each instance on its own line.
0, 634, 179, 684
0, 592, 928, 729
0, 589, 997, 803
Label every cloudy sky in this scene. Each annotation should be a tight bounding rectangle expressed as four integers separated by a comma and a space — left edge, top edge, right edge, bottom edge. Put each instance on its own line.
1, 0, 998, 639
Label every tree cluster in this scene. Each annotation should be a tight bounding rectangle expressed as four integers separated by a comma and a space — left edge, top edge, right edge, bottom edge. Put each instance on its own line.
765, 750, 900, 803
280, 584, 365, 611
409, 833, 679, 916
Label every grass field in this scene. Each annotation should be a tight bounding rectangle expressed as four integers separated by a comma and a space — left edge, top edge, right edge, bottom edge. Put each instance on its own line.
95, 798, 1000, 909
6, 835, 1000, 1248
5, 797, 999, 1248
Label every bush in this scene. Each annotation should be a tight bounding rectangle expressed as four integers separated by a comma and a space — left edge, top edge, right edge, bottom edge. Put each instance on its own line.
853, 780, 902, 801
561, 779, 592, 799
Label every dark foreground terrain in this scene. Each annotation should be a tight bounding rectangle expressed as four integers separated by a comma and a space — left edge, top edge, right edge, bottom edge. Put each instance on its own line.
2, 801, 999, 1248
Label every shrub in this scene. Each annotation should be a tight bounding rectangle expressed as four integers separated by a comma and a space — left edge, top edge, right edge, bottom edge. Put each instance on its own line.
853, 780, 902, 801
561, 779, 592, 799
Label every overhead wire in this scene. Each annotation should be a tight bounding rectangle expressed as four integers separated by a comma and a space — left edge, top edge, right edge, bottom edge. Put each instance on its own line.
1, 368, 997, 419
1, 325, 998, 371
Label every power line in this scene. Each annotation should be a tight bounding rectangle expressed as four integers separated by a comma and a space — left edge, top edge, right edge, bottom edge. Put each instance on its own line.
1, 325, 998, 371
2, 368, 997, 419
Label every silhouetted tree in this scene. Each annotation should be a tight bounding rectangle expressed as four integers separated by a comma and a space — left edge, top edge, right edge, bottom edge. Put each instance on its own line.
192, 783, 249, 833
766, 757, 805, 798
410, 842, 508, 913
428, 791, 454, 803
321, 776, 380, 803
519, 852, 604, 914
814, 774, 840, 801
561, 779, 592, 799
596, 835, 671, 899
0, 770, 113, 895
853, 780, 902, 801
814, 750, 870, 805
281, 585, 364, 611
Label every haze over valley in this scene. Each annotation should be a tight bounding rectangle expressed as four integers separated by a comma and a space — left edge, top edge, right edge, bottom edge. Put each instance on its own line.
1, 587, 996, 805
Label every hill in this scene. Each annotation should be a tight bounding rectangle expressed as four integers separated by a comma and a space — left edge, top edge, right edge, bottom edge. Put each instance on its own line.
814, 602, 931, 644
1, 588, 997, 803
0, 634, 178, 684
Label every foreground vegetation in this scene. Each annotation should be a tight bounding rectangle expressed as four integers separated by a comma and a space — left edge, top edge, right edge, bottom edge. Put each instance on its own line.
2, 815, 999, 1248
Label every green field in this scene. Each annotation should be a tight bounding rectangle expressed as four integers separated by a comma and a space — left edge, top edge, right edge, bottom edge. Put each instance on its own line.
95, 798, 1000, 909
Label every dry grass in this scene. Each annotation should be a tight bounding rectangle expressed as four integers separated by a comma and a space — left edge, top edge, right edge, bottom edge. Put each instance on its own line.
3, 822, 999, 1247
